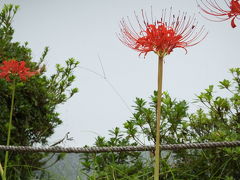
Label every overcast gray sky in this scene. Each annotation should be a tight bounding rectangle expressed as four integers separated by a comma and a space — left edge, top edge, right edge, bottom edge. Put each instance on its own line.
2, 0, 239, 147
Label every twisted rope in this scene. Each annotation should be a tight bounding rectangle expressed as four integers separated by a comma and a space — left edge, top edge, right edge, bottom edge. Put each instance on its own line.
0, 141, 239, 153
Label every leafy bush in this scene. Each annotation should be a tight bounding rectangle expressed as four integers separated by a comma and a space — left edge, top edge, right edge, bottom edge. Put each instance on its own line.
0, 4, 79, 179
81, 68, 240, 180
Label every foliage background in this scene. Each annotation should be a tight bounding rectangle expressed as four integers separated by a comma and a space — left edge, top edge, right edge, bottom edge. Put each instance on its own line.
80, 68, 240, 179
0, 4, 79, 179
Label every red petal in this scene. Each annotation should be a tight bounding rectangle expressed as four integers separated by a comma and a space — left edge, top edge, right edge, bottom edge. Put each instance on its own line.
231, 17, 237, 28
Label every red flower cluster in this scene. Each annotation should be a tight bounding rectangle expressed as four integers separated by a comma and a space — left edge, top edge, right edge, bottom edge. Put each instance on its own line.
0, 59, 37, 81
119, 9, 207, 57
198, 0, 240, 28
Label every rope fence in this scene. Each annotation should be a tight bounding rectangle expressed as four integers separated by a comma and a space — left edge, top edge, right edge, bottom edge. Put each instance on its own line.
0, 141, 240, 153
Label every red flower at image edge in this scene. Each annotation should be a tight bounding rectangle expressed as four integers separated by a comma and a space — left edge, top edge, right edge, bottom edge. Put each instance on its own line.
118, 9, 207, 57
0, 59, 37, 81
198, 0, 240, 28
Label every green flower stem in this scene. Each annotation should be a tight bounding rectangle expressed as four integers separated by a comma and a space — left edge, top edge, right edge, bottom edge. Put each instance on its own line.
0, 163, 3, 179
154, 56, 164, 180
3, 79, 16, 180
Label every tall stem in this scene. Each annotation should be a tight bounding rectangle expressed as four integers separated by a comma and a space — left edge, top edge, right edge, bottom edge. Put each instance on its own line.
0, 163, 3, 180
154, 56, 164, 180
3, 79, 16, 180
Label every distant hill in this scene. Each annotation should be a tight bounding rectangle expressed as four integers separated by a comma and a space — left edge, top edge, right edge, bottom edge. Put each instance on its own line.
33, 153, 86, 180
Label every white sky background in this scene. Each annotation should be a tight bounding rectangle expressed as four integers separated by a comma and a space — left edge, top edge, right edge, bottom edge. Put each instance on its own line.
1, 0, 239, 147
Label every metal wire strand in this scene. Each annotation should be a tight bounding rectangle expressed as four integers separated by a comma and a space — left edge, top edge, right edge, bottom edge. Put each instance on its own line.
0, 141, 239, 153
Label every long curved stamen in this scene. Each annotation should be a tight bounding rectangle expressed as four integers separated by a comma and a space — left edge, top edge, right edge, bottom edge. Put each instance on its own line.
197, 0, 240, 28
118, 9, 207, 57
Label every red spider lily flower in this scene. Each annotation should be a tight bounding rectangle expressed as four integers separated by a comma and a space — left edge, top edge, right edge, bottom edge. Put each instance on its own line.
197, 0, 240, 28
118, 9, 207, 58
0, 59, 38, 82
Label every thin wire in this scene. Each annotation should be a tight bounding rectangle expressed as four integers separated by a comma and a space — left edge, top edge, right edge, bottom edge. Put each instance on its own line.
105, 79, 133, 114
97, 54, 106, 79
79, 55, 133, 114
0, 141, 239, 153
